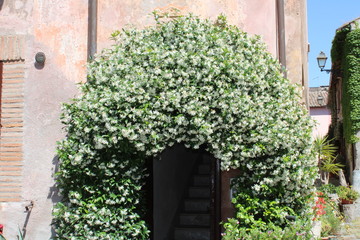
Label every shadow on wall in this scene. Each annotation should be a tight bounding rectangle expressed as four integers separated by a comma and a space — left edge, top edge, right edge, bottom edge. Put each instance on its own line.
0, 0, 3, 10
48, 155, 61, 238
48, 155, 61, 202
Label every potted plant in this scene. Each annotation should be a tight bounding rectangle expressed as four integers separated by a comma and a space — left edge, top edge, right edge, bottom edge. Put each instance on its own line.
313, 136, 344, 185
336, 186, 359, 204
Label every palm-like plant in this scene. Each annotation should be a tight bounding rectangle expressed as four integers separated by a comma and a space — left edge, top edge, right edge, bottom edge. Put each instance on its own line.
313, 136, 344, 184
314, 136, 338, 161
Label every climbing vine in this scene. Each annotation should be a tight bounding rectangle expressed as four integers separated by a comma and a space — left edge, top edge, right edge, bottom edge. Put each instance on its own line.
331, 26, 360, 143
54, 14, 316, 239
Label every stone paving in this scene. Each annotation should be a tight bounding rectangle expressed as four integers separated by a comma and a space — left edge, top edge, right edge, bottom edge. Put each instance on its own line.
329, 220, 360, 240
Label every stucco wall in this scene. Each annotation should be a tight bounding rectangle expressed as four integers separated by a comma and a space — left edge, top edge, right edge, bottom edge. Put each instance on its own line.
0, 1, 83, 239
97, 0, 278, 55
0, 0, 308, 238
97, 0, 308, 98
310, 107, 332, 138
284, 0, 309, 105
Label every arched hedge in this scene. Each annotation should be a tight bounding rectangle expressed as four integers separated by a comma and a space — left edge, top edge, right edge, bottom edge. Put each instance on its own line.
54, 14, 316, 239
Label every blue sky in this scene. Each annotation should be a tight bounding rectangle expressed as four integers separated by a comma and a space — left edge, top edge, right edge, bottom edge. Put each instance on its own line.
307, 0, 360, 87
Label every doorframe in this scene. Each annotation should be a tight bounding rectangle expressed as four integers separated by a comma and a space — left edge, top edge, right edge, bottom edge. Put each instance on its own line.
146, 146, 222, 240
210, 154, 221, 240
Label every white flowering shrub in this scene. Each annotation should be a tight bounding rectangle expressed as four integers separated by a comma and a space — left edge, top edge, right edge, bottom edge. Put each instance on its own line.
54, 14, 317, 239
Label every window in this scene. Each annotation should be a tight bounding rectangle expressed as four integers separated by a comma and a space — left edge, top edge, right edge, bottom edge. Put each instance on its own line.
0, 35, 25, 202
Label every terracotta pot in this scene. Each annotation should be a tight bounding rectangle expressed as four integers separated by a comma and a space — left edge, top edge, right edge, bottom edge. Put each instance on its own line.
341, 199, 354, 204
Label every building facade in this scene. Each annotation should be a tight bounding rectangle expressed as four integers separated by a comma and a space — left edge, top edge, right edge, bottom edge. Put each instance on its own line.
0, 0, 308, 238
328, 17, 360, 186
309, 86, 331, 138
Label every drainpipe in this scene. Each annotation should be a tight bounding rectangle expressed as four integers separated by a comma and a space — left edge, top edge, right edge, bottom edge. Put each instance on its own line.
87, 0, 97, 60
22, 201, 34, 239
276, 0, 286, 77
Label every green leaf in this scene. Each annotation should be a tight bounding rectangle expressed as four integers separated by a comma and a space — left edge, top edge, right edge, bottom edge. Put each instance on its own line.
17, 227, 24, 240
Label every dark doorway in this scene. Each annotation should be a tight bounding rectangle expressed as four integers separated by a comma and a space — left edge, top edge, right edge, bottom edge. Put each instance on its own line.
148, 144, 221, 240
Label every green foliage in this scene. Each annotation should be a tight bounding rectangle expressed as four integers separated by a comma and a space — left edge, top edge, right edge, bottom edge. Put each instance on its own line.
17, 228, 23, 240
54, 14, 316, 239
320, 200, 343, 237
313, 187, 344, 237
222, 191, 314, 239
222, 218, 313, 240
336, 186, 360, 201
318, 183, 337, 195
313, 136, 343, 184
331, 27, 360, 143
319, 157, 344, 175
331, 26, 350, 66
230, 191, 296, 228
313, 136, 338, 162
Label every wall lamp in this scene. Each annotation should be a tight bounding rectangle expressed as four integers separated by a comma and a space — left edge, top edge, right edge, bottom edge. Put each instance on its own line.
317, 95, 324, 105
35, 52, 46, 64
316, 51, 342, 75
316, 51, 332, 73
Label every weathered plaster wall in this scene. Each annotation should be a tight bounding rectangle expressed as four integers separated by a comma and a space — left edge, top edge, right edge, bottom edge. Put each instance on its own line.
97, 0, 307, 91
0, 0, 84, 239
284, 0, 309, 104
0, 0, 308, 238
97, 0, 278, 56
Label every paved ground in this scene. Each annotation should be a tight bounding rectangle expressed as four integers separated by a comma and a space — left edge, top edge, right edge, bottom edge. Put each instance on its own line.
332, 220, 360, 240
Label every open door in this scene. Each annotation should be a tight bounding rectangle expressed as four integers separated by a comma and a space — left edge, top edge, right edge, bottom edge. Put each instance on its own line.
148, 144, 221, 240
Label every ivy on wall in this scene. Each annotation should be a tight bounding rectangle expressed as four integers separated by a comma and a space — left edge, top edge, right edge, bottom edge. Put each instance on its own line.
331, 26, 360, 143
53, 14, 316, 239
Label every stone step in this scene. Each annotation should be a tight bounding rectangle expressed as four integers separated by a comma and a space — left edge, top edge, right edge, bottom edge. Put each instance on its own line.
189, 187, 210, 198
174, 227, 210, 240
179, 213, 210, 227
193, 175, 210, 186
198, 164, 210, 174
184, 199, 210, 212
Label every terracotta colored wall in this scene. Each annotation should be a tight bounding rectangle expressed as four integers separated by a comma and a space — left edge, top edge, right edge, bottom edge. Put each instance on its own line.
0, 1, 83, 239
0, 0, 308, 238
97, 0, 308, 95
97, 0, 278, 55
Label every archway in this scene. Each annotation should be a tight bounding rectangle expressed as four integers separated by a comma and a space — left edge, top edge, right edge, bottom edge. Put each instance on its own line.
148, 144, 220, 240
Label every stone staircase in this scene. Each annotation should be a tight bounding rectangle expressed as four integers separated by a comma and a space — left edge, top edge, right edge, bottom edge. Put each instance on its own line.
173, 158, 212, 240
